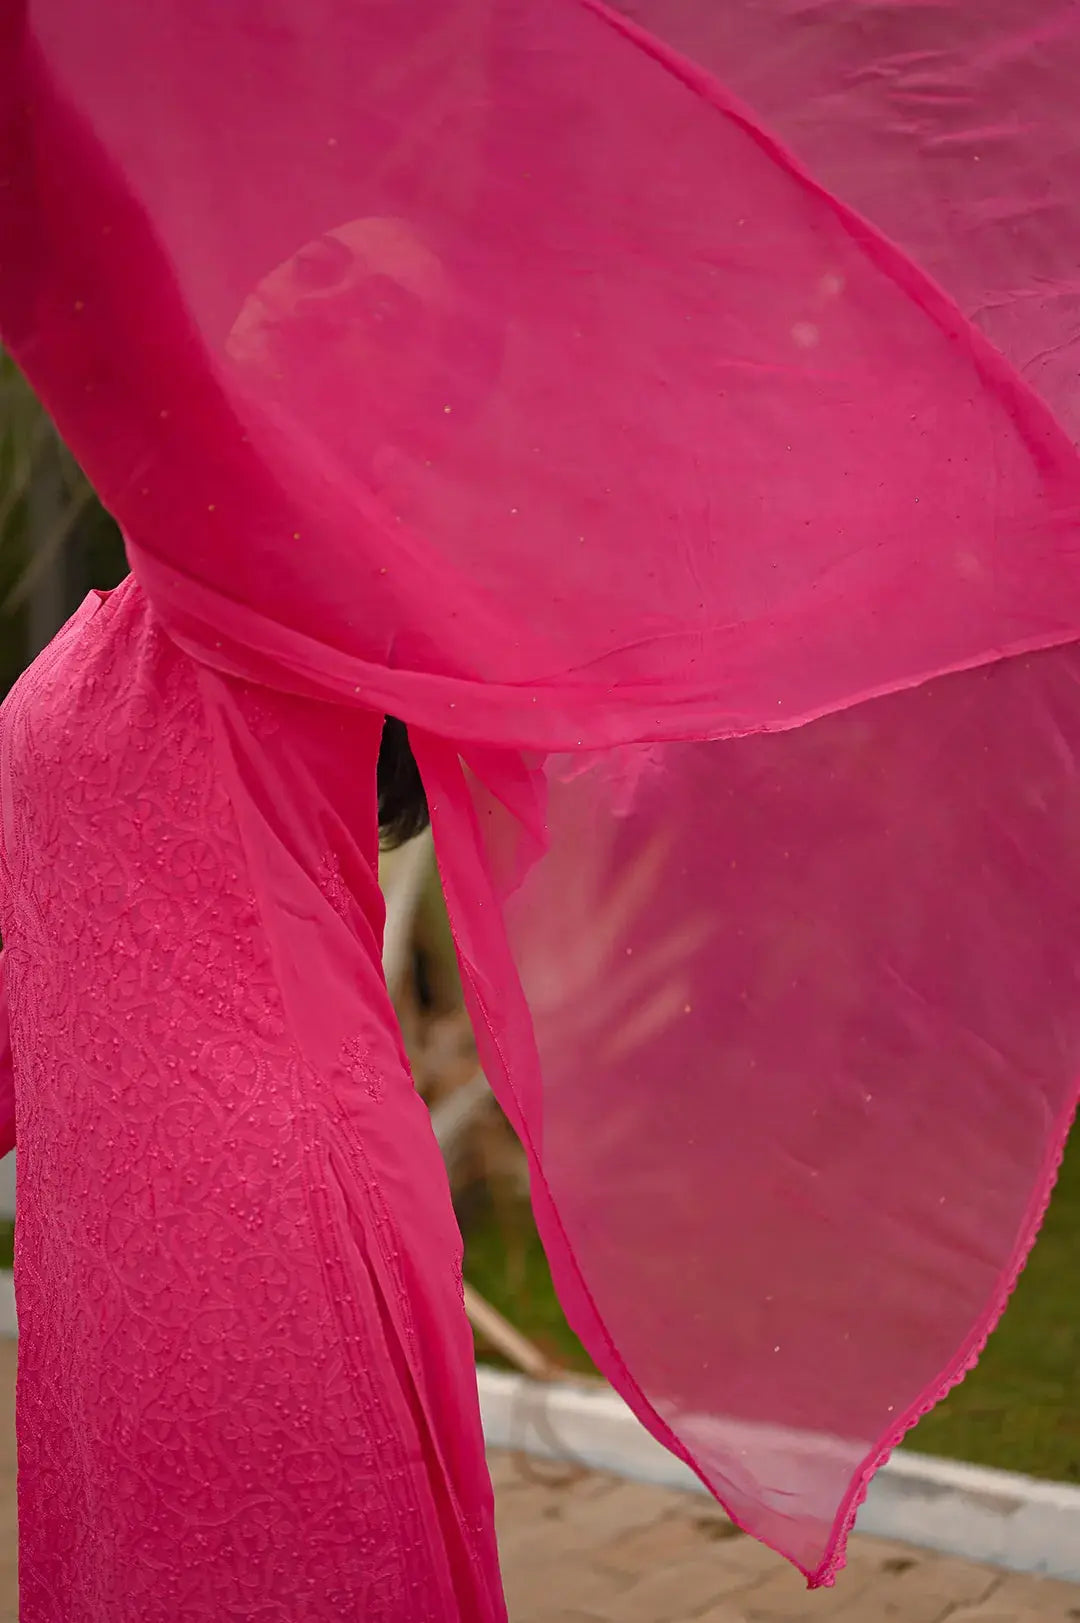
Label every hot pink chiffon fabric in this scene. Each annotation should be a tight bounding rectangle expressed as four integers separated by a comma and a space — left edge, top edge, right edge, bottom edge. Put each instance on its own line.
2, 0, 1080, 1608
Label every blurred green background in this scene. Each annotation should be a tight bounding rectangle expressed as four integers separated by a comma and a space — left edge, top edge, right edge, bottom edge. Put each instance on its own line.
0, 354, 129, 694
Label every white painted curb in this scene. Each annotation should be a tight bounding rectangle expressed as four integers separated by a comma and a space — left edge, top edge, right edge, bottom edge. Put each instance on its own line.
476, 1366, 1080, 1584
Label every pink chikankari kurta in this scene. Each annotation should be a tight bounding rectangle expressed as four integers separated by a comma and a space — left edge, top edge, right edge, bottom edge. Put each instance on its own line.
0, 578, 505, 1622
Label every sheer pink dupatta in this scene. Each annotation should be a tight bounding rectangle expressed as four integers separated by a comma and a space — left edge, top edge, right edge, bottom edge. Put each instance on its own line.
3, 0, 1080, 1582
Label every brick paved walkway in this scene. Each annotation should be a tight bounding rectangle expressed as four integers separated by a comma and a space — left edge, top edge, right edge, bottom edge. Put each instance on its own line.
491, 1451, 1080, 1622
0, 1338, 1075, 1621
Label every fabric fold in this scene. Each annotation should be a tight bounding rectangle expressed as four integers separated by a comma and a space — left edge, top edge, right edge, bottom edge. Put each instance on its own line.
3, 0, 1080, 1583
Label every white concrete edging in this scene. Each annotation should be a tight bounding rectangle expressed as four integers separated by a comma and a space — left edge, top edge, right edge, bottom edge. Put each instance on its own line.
476, 1365, 1080, 1584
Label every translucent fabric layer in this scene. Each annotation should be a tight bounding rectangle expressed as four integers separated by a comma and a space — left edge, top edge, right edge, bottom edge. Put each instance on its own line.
2, 0, 1080, 1583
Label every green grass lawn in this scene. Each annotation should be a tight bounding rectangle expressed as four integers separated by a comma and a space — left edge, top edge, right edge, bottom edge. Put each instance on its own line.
911, 1123, 1080, 1480
464, 1124, 1080, 1484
